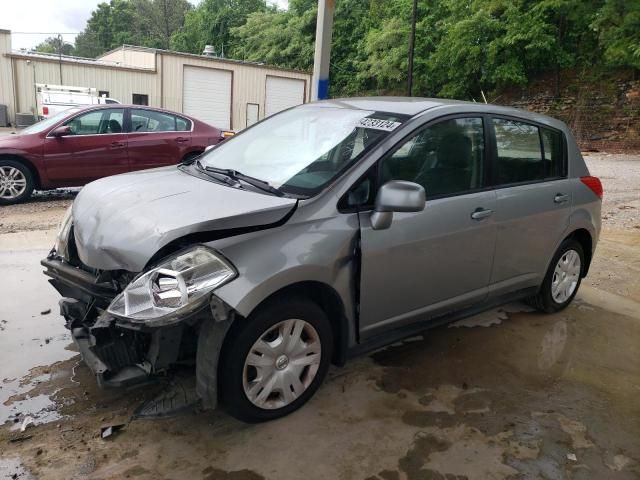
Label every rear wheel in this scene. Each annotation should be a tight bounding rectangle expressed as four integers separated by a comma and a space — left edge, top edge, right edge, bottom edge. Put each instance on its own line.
529, 238, 584, 313
0, 160, 34, 205
219, 298, 332, 423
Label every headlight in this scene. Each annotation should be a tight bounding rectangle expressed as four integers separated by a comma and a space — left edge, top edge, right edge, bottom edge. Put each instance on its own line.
54, 205, 73, 260
107, 246, 236, 326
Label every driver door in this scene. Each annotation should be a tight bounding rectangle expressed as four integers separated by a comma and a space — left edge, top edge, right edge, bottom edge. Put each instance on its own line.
43, 108, 129, 185
357, 116, 497, 338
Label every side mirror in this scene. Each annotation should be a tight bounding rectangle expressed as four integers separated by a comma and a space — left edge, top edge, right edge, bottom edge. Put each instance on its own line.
370, 180, 425, 230
51, 126, 72, 137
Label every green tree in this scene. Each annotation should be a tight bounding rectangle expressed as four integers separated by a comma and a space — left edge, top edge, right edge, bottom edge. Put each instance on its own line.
34, 36, 75, 56
170, 0, 267, 56
74, 0, 191, 58
136, 0, 193, 49
592, 0, 640, 69
231, 5, 315, 68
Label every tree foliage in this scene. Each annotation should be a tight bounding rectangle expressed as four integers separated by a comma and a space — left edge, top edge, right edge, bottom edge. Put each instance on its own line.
74, 0, 191, 57
34, 37, 75, 56
170, 0, 267, 56
69, 0, 640, 99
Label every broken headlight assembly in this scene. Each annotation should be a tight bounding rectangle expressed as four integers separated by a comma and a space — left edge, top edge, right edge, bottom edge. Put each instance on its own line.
54, 205, 73, 260
107, 246, 236, 326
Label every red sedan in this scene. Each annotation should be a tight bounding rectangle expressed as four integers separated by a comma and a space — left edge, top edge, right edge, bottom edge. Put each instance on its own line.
0, 105, 225, 204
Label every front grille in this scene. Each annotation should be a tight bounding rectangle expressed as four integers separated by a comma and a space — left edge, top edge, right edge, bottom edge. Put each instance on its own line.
91, 327, 149, 371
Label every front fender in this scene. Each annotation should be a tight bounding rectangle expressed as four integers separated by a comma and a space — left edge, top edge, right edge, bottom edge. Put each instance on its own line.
210, 214, 359, 324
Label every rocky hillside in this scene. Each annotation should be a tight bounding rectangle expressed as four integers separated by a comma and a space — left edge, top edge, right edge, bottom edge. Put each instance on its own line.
495, 69, 640, 153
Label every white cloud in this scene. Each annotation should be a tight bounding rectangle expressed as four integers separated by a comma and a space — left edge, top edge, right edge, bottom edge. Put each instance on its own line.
1, 0, 101, 50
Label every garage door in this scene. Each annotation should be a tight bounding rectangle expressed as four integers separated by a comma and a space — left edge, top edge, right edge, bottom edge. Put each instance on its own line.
265, 76, 305, 117
183, 66, 232, 129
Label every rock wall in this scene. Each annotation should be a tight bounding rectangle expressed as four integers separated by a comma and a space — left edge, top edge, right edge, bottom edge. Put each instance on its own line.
494, 69, 640, 153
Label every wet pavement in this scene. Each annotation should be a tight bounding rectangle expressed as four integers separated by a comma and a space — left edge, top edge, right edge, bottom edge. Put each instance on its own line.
0, 226, 639, 479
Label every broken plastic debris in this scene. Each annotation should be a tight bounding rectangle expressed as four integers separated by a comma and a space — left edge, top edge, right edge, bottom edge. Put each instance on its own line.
567, 453, 577, 462
20, 416, 34, 432
101, 424, 125, 439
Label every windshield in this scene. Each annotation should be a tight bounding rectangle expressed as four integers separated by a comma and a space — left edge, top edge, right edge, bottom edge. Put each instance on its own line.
19, 108, 81, 135
199, 105, 407, 196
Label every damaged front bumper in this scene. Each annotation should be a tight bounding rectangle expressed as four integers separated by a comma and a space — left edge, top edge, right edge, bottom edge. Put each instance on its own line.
42, 256, 203, 388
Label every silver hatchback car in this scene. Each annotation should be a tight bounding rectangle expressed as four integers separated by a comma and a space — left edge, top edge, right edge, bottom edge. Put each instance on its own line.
43, 97, 602, 422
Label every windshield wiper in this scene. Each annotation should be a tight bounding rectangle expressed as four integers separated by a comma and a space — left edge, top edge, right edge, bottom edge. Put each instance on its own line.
203, 165, 284, 197
195, 160, 239, 188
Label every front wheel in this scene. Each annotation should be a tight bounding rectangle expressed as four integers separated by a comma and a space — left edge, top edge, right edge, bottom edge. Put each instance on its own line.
529, 238, 584, 313
219, 298, 333, 423
0, 160, 34, 205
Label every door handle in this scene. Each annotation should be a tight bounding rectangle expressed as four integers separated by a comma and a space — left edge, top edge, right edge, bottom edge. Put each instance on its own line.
554, 193, 569, 204
174, 137, 188, 143
471, 208, 493, 220
110, 141, 125, 148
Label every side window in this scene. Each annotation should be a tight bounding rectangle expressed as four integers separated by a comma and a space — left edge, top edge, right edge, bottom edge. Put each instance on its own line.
131, 109, 177, 133
380, 117, 485, 198
541, 127, 564, 178
176, 116, 191, 131
493, 119, 544, 184
64, 109, 124, 135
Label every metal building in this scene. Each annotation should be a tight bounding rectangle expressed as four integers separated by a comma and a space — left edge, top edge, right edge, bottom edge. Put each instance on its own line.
0, 30, 311, 130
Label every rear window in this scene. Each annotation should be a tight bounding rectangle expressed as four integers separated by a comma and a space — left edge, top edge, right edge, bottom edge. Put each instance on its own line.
176, 116, 191, 131
493, 118, 566, 185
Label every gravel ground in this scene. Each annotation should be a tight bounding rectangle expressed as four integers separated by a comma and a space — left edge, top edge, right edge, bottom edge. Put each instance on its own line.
583, 153, 640, 230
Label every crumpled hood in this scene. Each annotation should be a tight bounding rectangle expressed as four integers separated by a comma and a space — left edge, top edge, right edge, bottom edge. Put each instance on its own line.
73, 166, 297, 272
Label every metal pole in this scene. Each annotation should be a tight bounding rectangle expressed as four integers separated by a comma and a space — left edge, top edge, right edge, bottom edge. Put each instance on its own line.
311, 0, 335, 101
407, 0, 418, 96
58, 34, 63, 84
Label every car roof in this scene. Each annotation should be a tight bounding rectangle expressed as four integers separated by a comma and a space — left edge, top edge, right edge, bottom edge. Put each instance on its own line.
309, 96, 567, 130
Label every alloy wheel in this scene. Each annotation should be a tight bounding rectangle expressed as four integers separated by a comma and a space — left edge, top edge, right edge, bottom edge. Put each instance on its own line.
242, 319, 322, 410
0, 166, 27, 200
551, 249, 581, 303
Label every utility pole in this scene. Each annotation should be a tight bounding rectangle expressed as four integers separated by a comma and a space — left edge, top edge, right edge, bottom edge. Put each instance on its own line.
407, 0, 418, 96
57, 34, 63, 84
311, 0, 335, 101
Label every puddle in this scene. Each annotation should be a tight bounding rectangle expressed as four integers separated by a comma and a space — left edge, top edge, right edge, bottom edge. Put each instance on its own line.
0, 457, 35, 480
0, 250, 77, 426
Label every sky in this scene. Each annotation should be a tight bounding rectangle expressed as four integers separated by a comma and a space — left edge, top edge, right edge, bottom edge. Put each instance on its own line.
1, 0, 289, 51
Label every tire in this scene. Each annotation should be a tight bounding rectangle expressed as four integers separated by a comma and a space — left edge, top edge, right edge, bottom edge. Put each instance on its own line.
219, 297, 333, 423
529, 238, 585, 313
0, 159, 34, 205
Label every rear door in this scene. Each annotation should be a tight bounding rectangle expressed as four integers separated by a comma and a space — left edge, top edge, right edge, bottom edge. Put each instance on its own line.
487, 117, 571, 296
357, 116, 497, 338
127, 108, 192, 171
42, 108, 128, 185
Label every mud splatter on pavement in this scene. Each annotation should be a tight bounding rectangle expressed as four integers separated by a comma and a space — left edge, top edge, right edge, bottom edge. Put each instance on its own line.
1, 198, 640, 478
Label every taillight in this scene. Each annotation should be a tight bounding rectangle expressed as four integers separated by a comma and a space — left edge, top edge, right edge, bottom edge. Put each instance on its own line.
43, 106, 49, 115
580, 176, 603, 199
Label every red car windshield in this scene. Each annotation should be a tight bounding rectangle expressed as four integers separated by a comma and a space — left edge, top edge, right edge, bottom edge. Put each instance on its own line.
19, 108, 81, 135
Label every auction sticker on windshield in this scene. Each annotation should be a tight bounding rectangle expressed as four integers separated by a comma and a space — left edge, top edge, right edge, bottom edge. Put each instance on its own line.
358, 118, 401, 131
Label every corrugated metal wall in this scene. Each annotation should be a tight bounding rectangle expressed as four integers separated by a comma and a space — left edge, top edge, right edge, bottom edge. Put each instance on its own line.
0, 31, 16, 123
100, 47, 157, 69
1, 40, 311, 129
11, 56, 160, 115
160, 53, 311, 130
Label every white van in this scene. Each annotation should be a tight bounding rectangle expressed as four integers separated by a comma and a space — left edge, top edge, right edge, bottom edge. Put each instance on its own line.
36, 84, 120, 119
